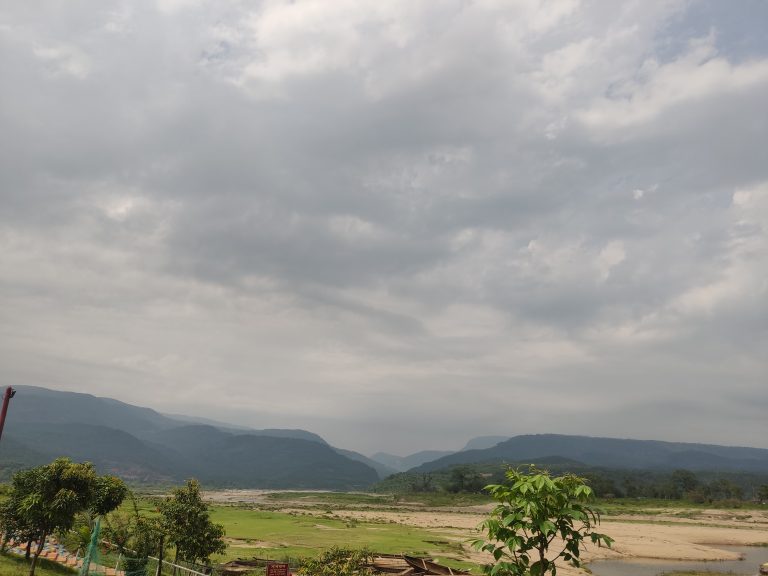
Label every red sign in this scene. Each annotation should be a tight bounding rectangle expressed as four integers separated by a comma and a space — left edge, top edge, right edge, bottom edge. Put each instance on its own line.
267, 563, 290, 576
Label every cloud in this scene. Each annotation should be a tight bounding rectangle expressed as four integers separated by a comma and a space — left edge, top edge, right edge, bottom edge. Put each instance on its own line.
577, 33, 768, 132
0, 0, 766, 453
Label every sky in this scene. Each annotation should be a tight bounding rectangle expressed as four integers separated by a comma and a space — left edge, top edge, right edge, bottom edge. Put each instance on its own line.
0, 0, 766, 456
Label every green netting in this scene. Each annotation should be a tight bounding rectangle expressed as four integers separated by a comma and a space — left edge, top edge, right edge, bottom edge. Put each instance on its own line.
78, 518, 101, 576
75, 518, 153, 576
123, 555, 154, 576
73, 520, 211, 576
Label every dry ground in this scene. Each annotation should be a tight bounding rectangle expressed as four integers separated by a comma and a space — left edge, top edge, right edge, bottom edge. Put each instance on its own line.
205, 491, 768, 574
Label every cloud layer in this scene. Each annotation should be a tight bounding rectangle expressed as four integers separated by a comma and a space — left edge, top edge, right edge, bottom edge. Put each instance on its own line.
1, 0, 766, 454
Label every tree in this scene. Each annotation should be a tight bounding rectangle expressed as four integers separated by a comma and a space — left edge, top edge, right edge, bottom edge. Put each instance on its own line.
0, 470, 39, 558
447, 466, 485, 494
158, 479, 226, 566
473, 467, 613, 576
705, 478, 743, 501
0, 458, 127, 576
104, 494, 164, 576
757, 484, 768, 504
671, 470, 698, 498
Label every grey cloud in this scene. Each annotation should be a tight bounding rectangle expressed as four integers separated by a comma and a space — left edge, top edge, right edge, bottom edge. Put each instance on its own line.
0, 0, 766, 454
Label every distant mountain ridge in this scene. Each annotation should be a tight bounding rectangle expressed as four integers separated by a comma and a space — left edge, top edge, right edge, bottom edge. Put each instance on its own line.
145, 425, 377, 488
6, 385, 180, 438
370, 450, 456, 472
0, 386, 378, 488
461, 436, 510, 451
411, 434, 768, 474
4, 387, 768, 485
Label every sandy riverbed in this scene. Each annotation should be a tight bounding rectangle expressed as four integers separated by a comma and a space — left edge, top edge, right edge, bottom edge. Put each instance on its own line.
205, 491, 768, 572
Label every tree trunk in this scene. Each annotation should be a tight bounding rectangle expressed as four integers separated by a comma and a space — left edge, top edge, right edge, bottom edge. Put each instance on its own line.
155, 535, 164, 576
28, 531, 46, 576
172, 547, 179, 576
25, 539, 32, 559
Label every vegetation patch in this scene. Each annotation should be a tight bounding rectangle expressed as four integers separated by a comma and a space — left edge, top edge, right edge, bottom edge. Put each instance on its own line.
0, 553, 75, 576
206, 505, 474, 564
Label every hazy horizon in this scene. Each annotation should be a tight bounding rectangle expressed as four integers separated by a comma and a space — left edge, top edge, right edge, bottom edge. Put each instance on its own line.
1, 1, 766, 454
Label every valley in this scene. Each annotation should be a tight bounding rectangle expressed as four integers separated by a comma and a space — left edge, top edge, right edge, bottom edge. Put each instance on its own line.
199, 491, 768, 574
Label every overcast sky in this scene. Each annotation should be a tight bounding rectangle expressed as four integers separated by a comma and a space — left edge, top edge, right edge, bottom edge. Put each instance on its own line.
1, 0, 766, 456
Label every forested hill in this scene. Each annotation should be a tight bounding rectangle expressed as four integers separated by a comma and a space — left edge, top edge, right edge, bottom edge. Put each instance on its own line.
411, 434, 768, 474
0, 386, 378, 489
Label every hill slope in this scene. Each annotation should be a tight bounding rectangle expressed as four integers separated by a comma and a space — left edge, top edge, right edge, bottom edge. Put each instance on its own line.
411, 434, 768, 474
148, 425, 378, 489
0, 387, 378, 489
7, 385, 180, 437
370, 450, 455, 472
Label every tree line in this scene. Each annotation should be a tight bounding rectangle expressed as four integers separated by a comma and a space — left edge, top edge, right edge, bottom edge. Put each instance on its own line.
378, 463, 768, 504
0, 457, 225, 576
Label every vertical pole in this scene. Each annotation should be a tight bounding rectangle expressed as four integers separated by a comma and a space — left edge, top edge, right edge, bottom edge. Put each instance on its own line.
155, 535, 164, 576
0, 386, 16, 442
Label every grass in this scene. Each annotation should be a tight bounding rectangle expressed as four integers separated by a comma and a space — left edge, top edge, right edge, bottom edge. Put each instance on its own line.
0, 552, 76, 576
207, 504, 477, 570
122, 492, 767, 573
260, 491, 492, 508
597, 498, 767, 516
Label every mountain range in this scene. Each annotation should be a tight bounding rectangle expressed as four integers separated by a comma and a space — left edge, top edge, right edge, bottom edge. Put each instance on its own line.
0, 386, 377, 488
411, 434, 768, 474
2, 386, 768, 488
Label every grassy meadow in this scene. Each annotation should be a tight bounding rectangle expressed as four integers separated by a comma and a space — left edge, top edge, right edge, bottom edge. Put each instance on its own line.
206, 504, 474, 569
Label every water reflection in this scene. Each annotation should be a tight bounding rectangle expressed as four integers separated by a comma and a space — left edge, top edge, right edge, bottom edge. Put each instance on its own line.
588, 546, 768, 576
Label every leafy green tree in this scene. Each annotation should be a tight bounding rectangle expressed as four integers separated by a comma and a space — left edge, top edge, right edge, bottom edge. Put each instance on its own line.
671, 470, 699, 498
473, 467, 613, 576
757, 484, 768, 504
0, 458, 127, 576
0, 471, 39, 558
158, 479, 226, 566
92, 475, 129, 516
104, 503, 164, 576
297, 547, 374, 576
447, 466, 485, 494
706, 478, 743, 501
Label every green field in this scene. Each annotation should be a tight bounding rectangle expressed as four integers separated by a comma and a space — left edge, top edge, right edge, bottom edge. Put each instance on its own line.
207, 504, 473, 569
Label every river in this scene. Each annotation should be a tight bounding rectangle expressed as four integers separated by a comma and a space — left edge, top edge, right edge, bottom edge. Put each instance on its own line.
588, 546, 768, 576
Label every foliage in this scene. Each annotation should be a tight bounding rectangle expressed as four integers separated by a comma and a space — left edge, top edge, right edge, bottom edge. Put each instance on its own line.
102, 492, 164, 574
0, 471, 39, 554
375, 461, 768, 505
0, 458, 127, 576
758, 485, 768, 503
472, 467, 613, 576
158, 479, 226, 565
447, 467, 486, 494
58, 512, 93, 556
91, 476, 129, 517
296, 546, 374, 576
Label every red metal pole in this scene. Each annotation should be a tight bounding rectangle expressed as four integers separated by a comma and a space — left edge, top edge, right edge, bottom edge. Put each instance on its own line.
0, 386, 16, 443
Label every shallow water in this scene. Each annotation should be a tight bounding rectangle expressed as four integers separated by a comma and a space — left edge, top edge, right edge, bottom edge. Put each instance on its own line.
588, 545, 768, 576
